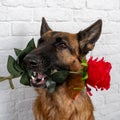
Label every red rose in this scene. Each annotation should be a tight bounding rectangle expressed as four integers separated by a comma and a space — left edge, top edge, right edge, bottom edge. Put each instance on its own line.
86, 57, 112, 96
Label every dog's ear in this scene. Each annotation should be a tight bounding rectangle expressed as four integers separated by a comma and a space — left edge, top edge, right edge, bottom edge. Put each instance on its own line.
40, 17, 52, 36
77, 20, 102, 55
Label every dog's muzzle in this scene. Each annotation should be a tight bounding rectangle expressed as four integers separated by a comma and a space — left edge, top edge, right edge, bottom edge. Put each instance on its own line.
23, 53, 50, 88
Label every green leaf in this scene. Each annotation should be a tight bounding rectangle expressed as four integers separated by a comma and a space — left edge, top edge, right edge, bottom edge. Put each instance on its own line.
18, 38, 36, 65
81, 59, 88, 67
26, 38, 36, 48
73, 87, 82, 90
7, 55, 23, 77
82, 72, 88, 81
20, 73, 31, 86
51, 71, 69, 83
81, 59, 87, 63
81, 62, 88, 67
46, 78, 56, 93
14, 48, 22, 56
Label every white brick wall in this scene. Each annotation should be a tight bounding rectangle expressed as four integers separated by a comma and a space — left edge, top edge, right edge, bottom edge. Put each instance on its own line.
0, 0, 119, 120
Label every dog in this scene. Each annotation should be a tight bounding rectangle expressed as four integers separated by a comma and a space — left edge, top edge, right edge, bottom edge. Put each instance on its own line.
23, 17, 102, 120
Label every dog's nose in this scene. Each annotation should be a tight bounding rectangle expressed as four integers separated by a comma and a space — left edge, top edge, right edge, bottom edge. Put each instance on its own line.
23, 54, 39, 69
23, 53, 51, 71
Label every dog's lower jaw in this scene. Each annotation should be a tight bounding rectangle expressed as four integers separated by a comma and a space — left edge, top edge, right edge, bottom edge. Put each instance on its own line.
33, 74, 94, 120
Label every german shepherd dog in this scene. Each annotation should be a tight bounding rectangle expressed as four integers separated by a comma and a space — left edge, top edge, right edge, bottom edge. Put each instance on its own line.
24, 17, 102, 120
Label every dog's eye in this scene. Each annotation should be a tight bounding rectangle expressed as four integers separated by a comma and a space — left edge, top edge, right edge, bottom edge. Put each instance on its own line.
58, 43, 67, 49
55, 42, 67, 50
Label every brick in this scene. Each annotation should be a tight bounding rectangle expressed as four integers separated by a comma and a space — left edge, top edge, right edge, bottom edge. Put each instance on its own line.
0, 80, 12, 90
108, 11, 120, 22
87, 0, 119, 10
23, 0, 45, 8
91, 95, 104, 107
98, 34, 120, 45
10, 89, 25, 102
50, 21, 95, 33
2, 0, 45, 7
91, 44, 119, 56
1, 0, 22, 7
46, 0, 58, 7
15, 99, 34, 112
0, 1, 2, 6
0, 36, 36, 50
24, 87, 37, 99
74, 10, 107, 22
103, 22, 120, 34
106, 84, 119, 95
33, 8, 73, 22
106, 94, 120, 104
0, 6, 7, 21
7, 7, 32, 21
0, 101, 15, 114
105, 111, 120, 120
99, 103, 120, 115
18, 110, 34, 120
0, 90, 11, 103
11, 22, 40, 36
0, 23, 9, 36
0, 114, 17, 120
50, 22, 78, 32
57, 0, 85, 9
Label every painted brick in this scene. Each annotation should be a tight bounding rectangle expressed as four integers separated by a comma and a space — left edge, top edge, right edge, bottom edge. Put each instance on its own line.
0, 22, 9, 36
74, 10, 107, 22
0, 114, 17, 120
87, 0, 119, 10
103, 22, 120, 34
0, 36, 36, 50
24, 87, 37, 99
57, 0, 85, 9
106, 94, 120, 104
18, 110, 34, 120
108, 11, 120, 22
1, 0, 22, 7
7, 7, 32, 21
0, 101, 15, 114
33, 8, 73, 22
11, 22, 40, 36
15, 99, 34, 112
98, 34, 120, 45
22, 0, 45, 8
46, 0, 58, 7
2, 0, 45, 7
99, 103, 120, 115
105, 111, 120, 120
0, 6, 7, 21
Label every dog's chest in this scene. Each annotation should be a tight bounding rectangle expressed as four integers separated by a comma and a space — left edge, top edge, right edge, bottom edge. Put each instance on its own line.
34, 89, 94, 120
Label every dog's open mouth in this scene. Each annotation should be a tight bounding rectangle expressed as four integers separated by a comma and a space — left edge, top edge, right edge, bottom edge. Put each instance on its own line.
30, 72, 47, 88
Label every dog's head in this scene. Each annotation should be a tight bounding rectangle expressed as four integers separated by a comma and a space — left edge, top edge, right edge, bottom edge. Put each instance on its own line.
24, 17, 102, 88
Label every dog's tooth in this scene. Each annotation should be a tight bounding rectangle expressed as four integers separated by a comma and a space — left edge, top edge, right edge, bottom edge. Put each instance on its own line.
42, 77, 44, 81
33, 72, 37, 76
31, 76, 35, 80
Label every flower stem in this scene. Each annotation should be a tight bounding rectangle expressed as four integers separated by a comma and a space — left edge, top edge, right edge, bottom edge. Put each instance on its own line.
0, 75, 15, 89
9, 79, 14, 89
69, 71, 82, 75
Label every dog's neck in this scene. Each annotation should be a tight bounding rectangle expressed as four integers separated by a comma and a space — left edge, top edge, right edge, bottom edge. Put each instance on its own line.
64, 74, 85, 100
35, 74, 85, 101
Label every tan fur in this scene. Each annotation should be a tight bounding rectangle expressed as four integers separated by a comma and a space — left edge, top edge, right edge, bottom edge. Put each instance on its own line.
26, 18, 102, 120
33, 74, 94, 120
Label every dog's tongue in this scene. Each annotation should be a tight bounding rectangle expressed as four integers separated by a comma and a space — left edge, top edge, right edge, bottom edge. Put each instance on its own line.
31, 72, 46, 84
38, 73, 46, 80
